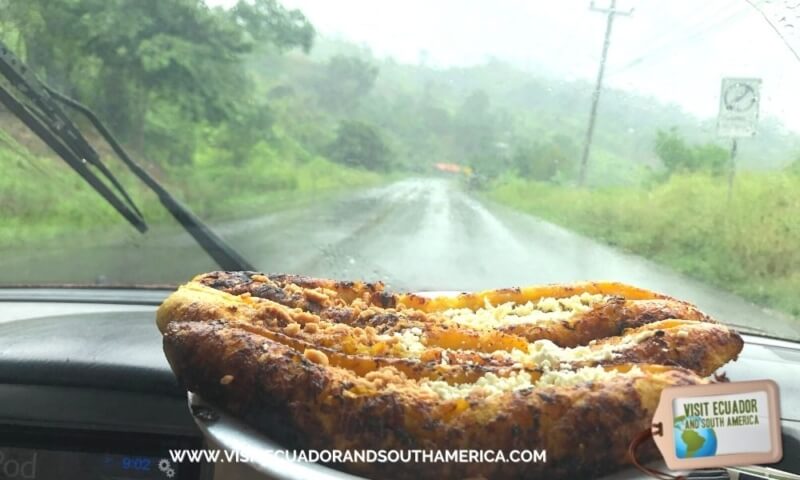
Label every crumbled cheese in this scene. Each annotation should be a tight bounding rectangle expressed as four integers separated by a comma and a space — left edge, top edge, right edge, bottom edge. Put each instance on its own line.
388, 318, 657, 364
580, 292, 597, 304
420, 371, 534, 400
535, 365, 643, 387
392, 329, 426, 354
440, 294, 608, 330
506, 329, 658, 368
381, 296, 658, 363
419, 366, 643, 400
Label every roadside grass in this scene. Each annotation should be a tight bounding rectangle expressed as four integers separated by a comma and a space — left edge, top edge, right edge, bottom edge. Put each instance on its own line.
0, 135, 385, 251
486, 172, 800, 318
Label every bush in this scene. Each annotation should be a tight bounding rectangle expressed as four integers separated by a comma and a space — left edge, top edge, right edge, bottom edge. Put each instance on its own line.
655, 128, 728, 177
511, 134, 578, 181
487, 172, 800, 317
327, 120, 392, 171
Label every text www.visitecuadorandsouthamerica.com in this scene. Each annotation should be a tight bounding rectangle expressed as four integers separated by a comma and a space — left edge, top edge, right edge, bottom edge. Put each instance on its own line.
169, 449, 547, 464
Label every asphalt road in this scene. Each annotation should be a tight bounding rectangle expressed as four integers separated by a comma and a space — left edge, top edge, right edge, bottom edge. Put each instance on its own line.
6, 177, 799, 338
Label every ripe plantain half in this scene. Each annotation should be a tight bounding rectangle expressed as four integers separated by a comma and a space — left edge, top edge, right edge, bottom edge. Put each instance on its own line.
158, 271, 744, 479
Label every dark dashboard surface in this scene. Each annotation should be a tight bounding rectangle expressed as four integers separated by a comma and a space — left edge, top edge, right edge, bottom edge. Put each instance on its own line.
0, 309, 179, 397
0, 289, 195, 437
0, 288, 799, 477
0, 289, 206, 479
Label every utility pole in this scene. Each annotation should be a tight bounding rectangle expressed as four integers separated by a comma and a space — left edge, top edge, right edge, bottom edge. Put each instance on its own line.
727, 138, 737, 204
577, 0, 633, 186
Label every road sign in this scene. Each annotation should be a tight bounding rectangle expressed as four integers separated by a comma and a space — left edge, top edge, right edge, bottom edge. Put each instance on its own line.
717, 78, 761, 138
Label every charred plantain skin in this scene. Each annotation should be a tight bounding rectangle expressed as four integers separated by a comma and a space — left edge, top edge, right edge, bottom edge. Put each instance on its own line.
158, 271, 744, 480
164, 320, 704, 480
186, 272, 713, 346
497, 297, 712, 347
606, 320, 743, 377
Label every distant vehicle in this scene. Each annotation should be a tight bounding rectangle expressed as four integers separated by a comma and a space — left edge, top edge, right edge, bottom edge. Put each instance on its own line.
433, 162, 463, 173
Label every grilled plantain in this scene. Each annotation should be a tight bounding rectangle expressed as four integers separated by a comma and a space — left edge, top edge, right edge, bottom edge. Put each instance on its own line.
158, 271, 744, 479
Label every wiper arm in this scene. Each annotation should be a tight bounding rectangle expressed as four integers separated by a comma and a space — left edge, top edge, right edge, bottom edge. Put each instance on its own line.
0, 42, 146, 232
46, 87, 255, 271
0, 41, 255, 271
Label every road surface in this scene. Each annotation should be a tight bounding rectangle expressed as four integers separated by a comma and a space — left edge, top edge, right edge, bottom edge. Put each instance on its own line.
6, 177, 799, 338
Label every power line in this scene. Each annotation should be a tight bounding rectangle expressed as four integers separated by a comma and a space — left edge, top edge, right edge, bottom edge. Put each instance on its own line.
745, 0, 800, 63
609, 6, 747, 74
626, 0, 732, 50
606, 4, 750, 77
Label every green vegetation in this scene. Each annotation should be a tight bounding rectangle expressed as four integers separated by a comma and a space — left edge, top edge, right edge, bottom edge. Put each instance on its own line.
327, 121, 392, 172
488, 167, 800, 317
510, 134, 580, 182
654, 128, 728, 178
1, 1, 799, 322
0, 126, 381, 249
0, 0, 387, 249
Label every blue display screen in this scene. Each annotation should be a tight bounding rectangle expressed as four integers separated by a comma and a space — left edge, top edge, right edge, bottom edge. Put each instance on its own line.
0, 447, 178, 479
121, 456, 153, 471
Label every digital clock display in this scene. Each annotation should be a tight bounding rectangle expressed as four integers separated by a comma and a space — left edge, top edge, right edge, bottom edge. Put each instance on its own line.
0, 425, 201, 480
0, 447, 179, 479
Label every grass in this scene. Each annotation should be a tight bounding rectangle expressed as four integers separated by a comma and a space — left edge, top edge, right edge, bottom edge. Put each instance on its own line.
0, 129, 386, 250
486, 172, 800, 318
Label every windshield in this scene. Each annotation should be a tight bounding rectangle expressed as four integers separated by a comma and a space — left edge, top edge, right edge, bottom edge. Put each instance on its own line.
1, 0, 799, 341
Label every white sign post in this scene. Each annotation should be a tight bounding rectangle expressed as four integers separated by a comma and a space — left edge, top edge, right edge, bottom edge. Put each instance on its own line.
717, 78, 761, 202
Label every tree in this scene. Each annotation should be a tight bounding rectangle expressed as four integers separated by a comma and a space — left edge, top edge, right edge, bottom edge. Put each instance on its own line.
654, 128, 694, 173
0, 0, 314, 158
511, 135, 578, 181
691, 143, 728, 176
327, 120, 391, 171
232, 0, 314, 52
314, 55, 378, 112
214, 102, 276, 165
453, 89, 500, 174
654, 128, 727, 176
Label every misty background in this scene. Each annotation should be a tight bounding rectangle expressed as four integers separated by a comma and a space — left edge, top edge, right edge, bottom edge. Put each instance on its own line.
1, 0, 799, 333
277, 0, 800, 131
206, 0, 800, 177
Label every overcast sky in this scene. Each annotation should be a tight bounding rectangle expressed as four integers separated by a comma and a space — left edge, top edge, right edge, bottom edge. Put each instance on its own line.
214, 0, 800, 131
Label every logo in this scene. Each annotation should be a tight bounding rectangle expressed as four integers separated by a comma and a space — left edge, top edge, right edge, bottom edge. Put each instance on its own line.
673, 415, 717, 458
650, 380, 782, 469
158, 458, 175, 478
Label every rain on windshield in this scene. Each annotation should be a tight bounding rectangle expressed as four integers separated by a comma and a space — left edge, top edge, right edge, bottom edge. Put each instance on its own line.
0, 0, 799, 340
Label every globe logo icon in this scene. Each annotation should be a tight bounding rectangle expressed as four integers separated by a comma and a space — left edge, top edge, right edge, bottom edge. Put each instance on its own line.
674, 415, 718, 458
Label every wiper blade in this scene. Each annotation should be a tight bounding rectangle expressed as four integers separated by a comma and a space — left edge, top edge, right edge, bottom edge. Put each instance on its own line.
0, 41, 255, 271
0, 42, 146, 232
45, 86, 255, 271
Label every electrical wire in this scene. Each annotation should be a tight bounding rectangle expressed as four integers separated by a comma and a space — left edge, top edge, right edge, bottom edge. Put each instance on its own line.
745, 0, 800, 62
621, 0, 732, 52
606, 2, 751, 77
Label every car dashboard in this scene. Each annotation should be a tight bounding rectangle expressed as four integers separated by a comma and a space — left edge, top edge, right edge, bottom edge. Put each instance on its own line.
0, 288, 799, 480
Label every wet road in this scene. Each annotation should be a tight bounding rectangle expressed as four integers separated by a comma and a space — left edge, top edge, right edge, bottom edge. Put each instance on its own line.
6, 177, 799, 338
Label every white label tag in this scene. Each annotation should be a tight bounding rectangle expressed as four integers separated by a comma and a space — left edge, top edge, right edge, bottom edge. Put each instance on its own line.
652, 380, 782, 469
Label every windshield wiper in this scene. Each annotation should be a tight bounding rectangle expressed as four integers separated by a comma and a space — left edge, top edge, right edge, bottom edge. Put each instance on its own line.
0, 41, 254, 271
0, 43, 146, 232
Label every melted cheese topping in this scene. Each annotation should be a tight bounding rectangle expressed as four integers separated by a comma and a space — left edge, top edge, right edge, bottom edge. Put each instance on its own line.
440, 293, 608, 330
420, 366, 643, 400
